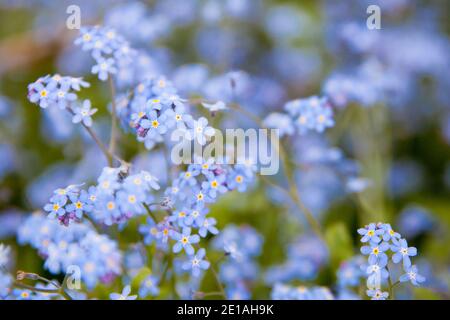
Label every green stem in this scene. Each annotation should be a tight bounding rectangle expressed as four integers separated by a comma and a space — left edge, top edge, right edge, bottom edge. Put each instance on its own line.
207, 256, 226, 299
66, 107, 113, 166
108, 76, 118, 159
143, 202, 160, 223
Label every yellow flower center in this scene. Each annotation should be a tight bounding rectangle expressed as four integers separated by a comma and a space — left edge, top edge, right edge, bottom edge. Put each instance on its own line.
181, 236, 189, 244
53, 204, 60, 211
151, 120, 159, 128
178, 211, 186, 218
75, 201, 83, 209
197, 193, 204, 201
107, 202, 115, 210
211, 180, 218, 188
235, 175, 243, 183
128, 195, 136, 203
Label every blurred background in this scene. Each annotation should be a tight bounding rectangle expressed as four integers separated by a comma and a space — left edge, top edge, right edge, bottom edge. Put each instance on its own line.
0, 0, 449, 299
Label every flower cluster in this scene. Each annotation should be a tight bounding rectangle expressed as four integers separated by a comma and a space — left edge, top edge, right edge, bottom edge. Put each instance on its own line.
212, 225, 263, 299
44, 167, 160, 226
27, 74, 89, 109
27, 74, 97, 127
138, 159, 257, 283
358, 222, 425, 300
75, 26, 135, 81
17, 213, 122, 289
263, 96, 335, 136
121, 76, 218, 150
271, 283, 334, 300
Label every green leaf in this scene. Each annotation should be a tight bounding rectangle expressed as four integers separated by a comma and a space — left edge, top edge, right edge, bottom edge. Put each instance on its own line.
325, 222, 354, 270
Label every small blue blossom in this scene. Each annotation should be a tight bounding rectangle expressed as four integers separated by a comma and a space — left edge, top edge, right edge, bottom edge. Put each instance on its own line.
92, 57, 117, 81
357, 223, 384, 244
360, 242, 389, 265
399, 265, 425, 286
139, 275, 160, 298
391, 238, 417, 268
139, 217, 158, 245
366, 289, 389, 300
186, 117, 215, 145
170, 227, 200, 255
110, 285, 137, 300
182, 248, 210, 277
72, 100, 98, 127
198, 217, 219, 238
44, 196, 67, 219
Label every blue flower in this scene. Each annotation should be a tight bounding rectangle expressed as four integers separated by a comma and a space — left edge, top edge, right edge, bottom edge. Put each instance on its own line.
51, 82, 77, 109
182, 248, 210, 277
156, 221, 172, 244
139, 275, 160, 298
380, 223, 401, 242
391, 238, 417, 268
140, 111, 168, 135
170, 227, 200, 255
72, 100, 97, 127
198, 217, 219, 238
186, 117, 215, 145
28, 80, 57, 109
91, 57, 117, 81
399, 265, 425, 286
201, 174, 227, 199
357, 223, 384, 244
168, 209, 192, 228
65, 192, 92, 219
110, 285, 137, 300
139, 217, 158, 245
177, 170, 199, 188
366, 289, 389, 300
44, 196, 67, 219
360, 242, 389, 265
227, 171, 248, 192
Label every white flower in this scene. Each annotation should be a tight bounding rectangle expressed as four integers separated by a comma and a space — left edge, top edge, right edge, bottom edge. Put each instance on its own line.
202, 101, 227, 113
0, 244, 11, 266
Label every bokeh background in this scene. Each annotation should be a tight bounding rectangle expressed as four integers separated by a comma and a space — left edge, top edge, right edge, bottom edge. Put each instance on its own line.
0, 0, 449, 299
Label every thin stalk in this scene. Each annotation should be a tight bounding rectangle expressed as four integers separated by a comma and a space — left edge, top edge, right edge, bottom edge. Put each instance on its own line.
207, 258, 226, 298
66, 107, 113, 166
108, 76, 118, 158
